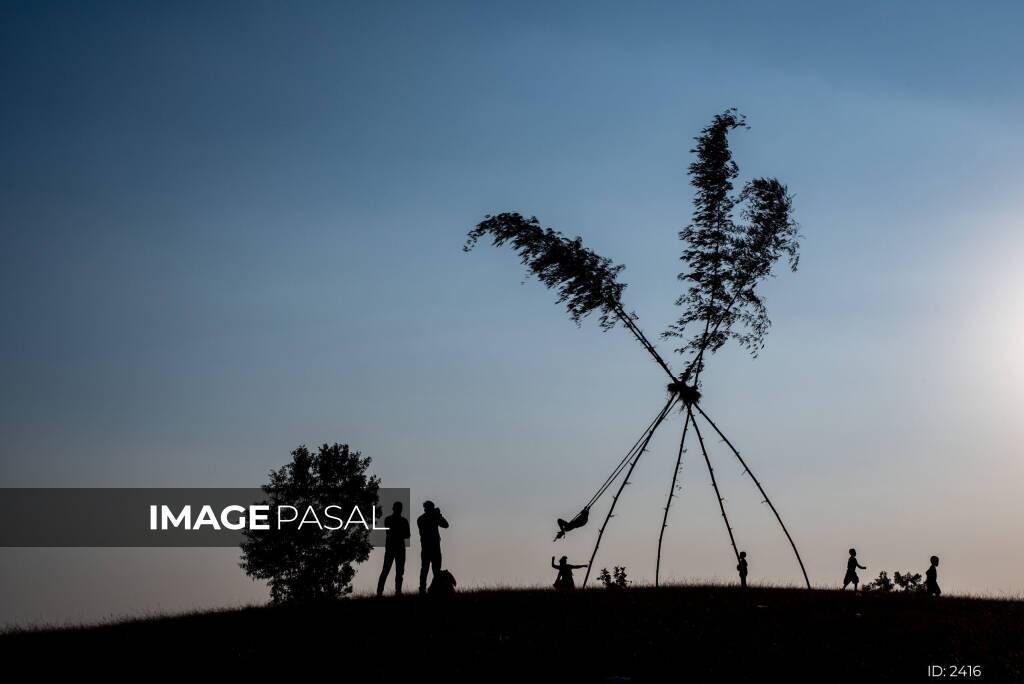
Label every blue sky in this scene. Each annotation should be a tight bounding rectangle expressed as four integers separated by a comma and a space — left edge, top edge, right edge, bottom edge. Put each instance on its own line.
2, 1, 1023, 624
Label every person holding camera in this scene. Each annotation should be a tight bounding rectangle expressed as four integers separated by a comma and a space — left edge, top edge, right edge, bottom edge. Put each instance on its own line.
417, 500, 450, 594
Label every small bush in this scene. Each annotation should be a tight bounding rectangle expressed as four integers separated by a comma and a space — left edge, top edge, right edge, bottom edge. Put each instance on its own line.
597, 566, 630, 590
863, 570, 926, 594
863, 571, 894, 593
893, 571, 925, 593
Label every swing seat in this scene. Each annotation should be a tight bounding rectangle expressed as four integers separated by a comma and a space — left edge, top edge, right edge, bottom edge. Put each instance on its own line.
554, 507, 589, 541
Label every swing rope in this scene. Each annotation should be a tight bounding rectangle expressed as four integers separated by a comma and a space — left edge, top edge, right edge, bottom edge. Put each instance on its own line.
655, 410, 691, 587
583, 394, 680, 586
582, 396, 677, 511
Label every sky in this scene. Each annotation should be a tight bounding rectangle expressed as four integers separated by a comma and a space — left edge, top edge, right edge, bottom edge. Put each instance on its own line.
2, 1, 1023, 626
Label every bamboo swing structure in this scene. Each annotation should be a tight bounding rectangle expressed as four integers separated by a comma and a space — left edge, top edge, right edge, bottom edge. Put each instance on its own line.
465, 110, 811, 589
568, 296, 810, 588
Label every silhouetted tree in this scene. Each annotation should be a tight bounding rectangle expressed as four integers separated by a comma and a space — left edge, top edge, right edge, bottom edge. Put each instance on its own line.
240, 443, 380, 604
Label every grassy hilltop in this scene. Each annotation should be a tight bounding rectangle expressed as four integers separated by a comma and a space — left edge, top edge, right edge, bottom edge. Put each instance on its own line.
2, 585, 1021, 680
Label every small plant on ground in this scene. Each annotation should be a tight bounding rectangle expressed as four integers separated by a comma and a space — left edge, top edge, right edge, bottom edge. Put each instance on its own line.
597, 566, 630, 590
863, 570, 926, 594
863, 571, 894, 593
893, 571, 925, 593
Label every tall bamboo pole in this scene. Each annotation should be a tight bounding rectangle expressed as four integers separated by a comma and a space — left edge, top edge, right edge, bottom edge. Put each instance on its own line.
655, 412, 691, 587
689, 405, 741, 564
693, 403, 811, 589
613, 304, 677, 382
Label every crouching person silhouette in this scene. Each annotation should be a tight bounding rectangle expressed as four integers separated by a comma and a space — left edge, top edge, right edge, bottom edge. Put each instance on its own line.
377, 501, 410, 596
429, 569, 457, 595
843, 548, 867, 591
417, 500, 449, 594
552, 556, 587, 591
926, 556, 941, 597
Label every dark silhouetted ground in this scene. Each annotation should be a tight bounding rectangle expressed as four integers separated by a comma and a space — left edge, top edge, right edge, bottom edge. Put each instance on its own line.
2, 585, 1020, 680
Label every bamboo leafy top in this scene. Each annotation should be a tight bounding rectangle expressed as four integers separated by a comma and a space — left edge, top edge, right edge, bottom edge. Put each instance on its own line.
666, 110, 801, 379
465, 212, 628, 330
465, 110, 801, 381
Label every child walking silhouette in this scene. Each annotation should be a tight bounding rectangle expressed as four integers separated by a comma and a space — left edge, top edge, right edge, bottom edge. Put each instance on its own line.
843, 548, 867, 591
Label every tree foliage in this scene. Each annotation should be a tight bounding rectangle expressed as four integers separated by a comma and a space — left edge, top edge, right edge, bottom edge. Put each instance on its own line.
664, 109, 800, 379
240, 443, 380, 604
464, 212, 628, 330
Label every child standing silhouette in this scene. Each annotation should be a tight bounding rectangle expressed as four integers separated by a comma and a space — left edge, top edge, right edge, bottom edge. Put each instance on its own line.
926, 555, 941, 596
737, 551, 748, 589
843, 548, 866, 591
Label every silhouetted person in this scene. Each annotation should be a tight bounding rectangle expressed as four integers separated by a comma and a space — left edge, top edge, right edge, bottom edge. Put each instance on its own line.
552, 555, 587, 591
737, 551, 748, 589
417, 500, 449, 594
429, 568, 457, 595
376, 501, 410, 596
554, 506, 589, 541
926, 555, 941, 597
843, 548, 867, 591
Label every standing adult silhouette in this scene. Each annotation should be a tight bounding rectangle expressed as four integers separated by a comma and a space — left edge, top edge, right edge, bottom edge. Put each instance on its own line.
417, 500, 449, 594
376, 501, 410, 596
926, 555, 941, 596
843, 548, 867, 591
